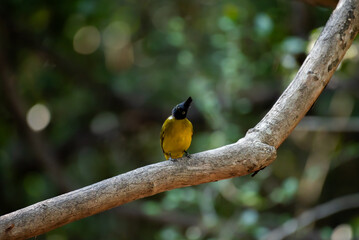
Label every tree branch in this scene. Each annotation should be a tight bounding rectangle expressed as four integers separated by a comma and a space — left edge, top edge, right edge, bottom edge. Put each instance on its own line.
0, 140, 276, 240
0, 0, 358, 239
246, 0, 359, 148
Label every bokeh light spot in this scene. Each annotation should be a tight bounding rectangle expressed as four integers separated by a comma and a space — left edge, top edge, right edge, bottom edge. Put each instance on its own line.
218, 16, 236, 32
331, 224, 352, 240
255, 13, 273, 36
167, 31, 184, 47
343, 44, 359, 60
168, 17, 184, 31
142, 201, 161, 216
185, 226, 202, 240
160, 228, 180, 240
281, 54, 297, 69
177, 50, 193, 65
103, 21, 133, 71
240, 209, 259, 226
281, 37, 306, 54
103, 21, 131, 50
73, 26, 101, 54
26, 103, 51, 132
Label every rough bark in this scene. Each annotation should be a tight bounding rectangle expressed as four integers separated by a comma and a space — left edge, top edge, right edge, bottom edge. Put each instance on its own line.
0, 140, 276, 240
0, 0, 358, 239
246, 0, 359, 148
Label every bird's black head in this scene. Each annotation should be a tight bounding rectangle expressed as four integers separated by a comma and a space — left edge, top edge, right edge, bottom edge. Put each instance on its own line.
172, 97, 192, 120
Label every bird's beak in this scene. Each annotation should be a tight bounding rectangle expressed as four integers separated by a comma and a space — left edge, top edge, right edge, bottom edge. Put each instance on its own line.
184, 97, 192, 109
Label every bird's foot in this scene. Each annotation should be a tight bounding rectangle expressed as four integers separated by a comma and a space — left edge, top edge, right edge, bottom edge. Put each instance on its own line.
184, 151, 191, 158
169, 157, 177, 162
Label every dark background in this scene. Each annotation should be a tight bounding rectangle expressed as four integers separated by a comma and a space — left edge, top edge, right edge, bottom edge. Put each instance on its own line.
1, 0, 359, 239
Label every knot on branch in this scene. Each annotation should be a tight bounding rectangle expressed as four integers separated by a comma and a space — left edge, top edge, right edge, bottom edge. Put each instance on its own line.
236, 136, 277, 174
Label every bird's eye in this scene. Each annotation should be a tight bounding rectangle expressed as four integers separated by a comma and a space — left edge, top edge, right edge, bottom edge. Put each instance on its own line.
182, 111, 186, 115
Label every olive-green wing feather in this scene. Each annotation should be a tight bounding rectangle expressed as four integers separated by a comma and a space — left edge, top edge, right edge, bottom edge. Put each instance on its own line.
190, 120, 193, 138
160, 120, 167, 153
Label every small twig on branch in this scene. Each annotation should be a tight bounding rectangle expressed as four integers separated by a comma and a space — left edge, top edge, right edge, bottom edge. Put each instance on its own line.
0, 0, 358, 239
263, 193, 359, 240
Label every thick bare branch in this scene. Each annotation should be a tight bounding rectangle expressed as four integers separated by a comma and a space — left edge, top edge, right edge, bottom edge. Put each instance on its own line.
0, 140, 276, 240
0, 0, 358, 239
246, 0, 359, 148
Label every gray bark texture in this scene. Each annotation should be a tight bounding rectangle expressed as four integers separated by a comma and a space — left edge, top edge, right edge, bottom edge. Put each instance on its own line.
0, 0, 358, 239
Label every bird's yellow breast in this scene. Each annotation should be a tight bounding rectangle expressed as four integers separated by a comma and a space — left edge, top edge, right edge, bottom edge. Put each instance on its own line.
160, 116, 193, 160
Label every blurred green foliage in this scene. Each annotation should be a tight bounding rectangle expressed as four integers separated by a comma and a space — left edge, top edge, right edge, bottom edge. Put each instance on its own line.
1, 0, 359, 239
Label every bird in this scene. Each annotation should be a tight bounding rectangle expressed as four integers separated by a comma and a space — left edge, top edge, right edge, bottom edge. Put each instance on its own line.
160, 97, 193, 160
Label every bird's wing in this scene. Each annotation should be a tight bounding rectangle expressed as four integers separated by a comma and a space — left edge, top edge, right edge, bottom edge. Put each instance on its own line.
190, 120, 193, 137
160, 120, 167, 153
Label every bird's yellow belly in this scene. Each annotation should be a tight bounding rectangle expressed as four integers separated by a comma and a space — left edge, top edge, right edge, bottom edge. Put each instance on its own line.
161, 118, 192, 159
